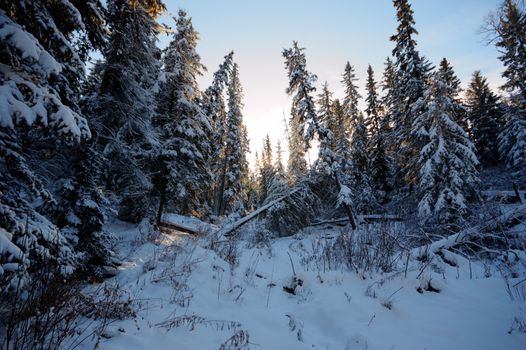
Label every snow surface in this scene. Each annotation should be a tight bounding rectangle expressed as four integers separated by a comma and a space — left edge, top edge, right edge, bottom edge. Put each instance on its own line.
72, 220, 526, 350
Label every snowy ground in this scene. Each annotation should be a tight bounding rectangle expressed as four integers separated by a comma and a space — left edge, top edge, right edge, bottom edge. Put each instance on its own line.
74, 218, 526, 350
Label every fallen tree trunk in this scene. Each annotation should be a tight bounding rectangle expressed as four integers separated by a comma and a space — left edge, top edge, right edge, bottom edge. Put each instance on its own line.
482, 189, 526, 204
218, 188, 302, 238
160, 213, 214, 235
412, 204, 526, 258
311, 214, 403, 227
159, 222, 201, 235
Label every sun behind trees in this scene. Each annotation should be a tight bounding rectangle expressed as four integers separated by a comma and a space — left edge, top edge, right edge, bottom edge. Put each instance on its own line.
0, 0, 525, 347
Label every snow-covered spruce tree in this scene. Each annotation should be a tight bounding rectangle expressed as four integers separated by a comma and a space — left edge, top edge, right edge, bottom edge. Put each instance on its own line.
390, 0, 431, 189
84, 0, 165, 223
340, 61, 374, 211
283, 43, 336, 172
263, 140, 289, 206
465, 71, 504, 166
380, 57, 399, 137
499, 101, 526, 168
283, 42, 357, 229
203, 51, 234, 210
438, 58, 468, 131
54, 143, 115, 277
1, 0, 106, 110
331, 99, 352, 163
275, 140, 286, 177
492, 0, 526, 102
317, 82, 337, 151
3, 0, 112, 276
155, 9, 212, 220
341, 61, 361, 135
263, 141, 297, 234
0, 4, 98, 283
287, 106, 308, 184
491, 0, 526, 168
240, 123, 251, 209
203, 52, 234, 137
349, 111, 375, 212
412, 73, 479, 226
380, 57, 401, 188
216, 63, 249, 216
365, 65, 391, 200
244, 168, 260, 213
258, 135, 275, 205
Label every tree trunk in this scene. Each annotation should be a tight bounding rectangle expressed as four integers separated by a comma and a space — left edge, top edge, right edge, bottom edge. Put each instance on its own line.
513, 181, 523, 204
156, 161, 168, 226
214, 145, 230, 216
219, 188, 301, 238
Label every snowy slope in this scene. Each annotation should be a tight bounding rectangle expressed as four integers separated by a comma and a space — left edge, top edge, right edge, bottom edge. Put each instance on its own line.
73, 220, 526, 350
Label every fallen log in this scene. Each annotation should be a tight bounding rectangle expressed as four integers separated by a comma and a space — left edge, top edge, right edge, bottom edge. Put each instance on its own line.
159, 222, 201, 235
481, 189, 526, 204
310, 214, 403, 227
218, 188, 301, 238
160, 213, 214, 235
411, 204, 526, 258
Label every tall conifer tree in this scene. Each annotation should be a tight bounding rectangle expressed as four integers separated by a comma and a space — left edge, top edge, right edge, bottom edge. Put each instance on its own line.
155, 9, 211, 219
390, 0, 430, 188
413, 73, 479, 225
465, 71, 504, 165
366, 65, 391, 198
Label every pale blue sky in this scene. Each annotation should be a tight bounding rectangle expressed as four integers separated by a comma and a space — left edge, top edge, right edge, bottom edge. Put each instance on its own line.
159, 0, 504, 166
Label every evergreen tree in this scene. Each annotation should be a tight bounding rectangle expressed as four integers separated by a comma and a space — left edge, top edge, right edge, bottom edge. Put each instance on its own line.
283, 43, 337, 174
390, 0, 431, 188
499, 102, 526, 167
491, 0, 526, 168
218, 63, 248, 215
155, 9, 211, 219
84, 0, 165, 222
341, 62, 361, 132
366, 65, 391, 198
203, 52, 234, 208
55, 144, 114, 277
287, 107, 308, 184
465, 71, 504, 165
284, 42, 357, 228
275, 140, 286, 177
380, 57, 400, 190
263, 141, 290, 221
413, 73, 479, 226
318, 82, 337, 151
340, 61, 374, 211
493, 0, 526, 102
331, 99, 351, 162
258, 135, 275, 204
438, 58, 468, 130
349, 112, 375, 211
381, 57, 400, 152
0, 0, 105, 281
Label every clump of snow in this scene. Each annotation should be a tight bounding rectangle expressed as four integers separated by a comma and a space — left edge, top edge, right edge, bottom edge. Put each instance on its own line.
0, 228, 23, 276
337, 184, 353, 207
0, 66, 90, 140
0, 11, 62, 75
